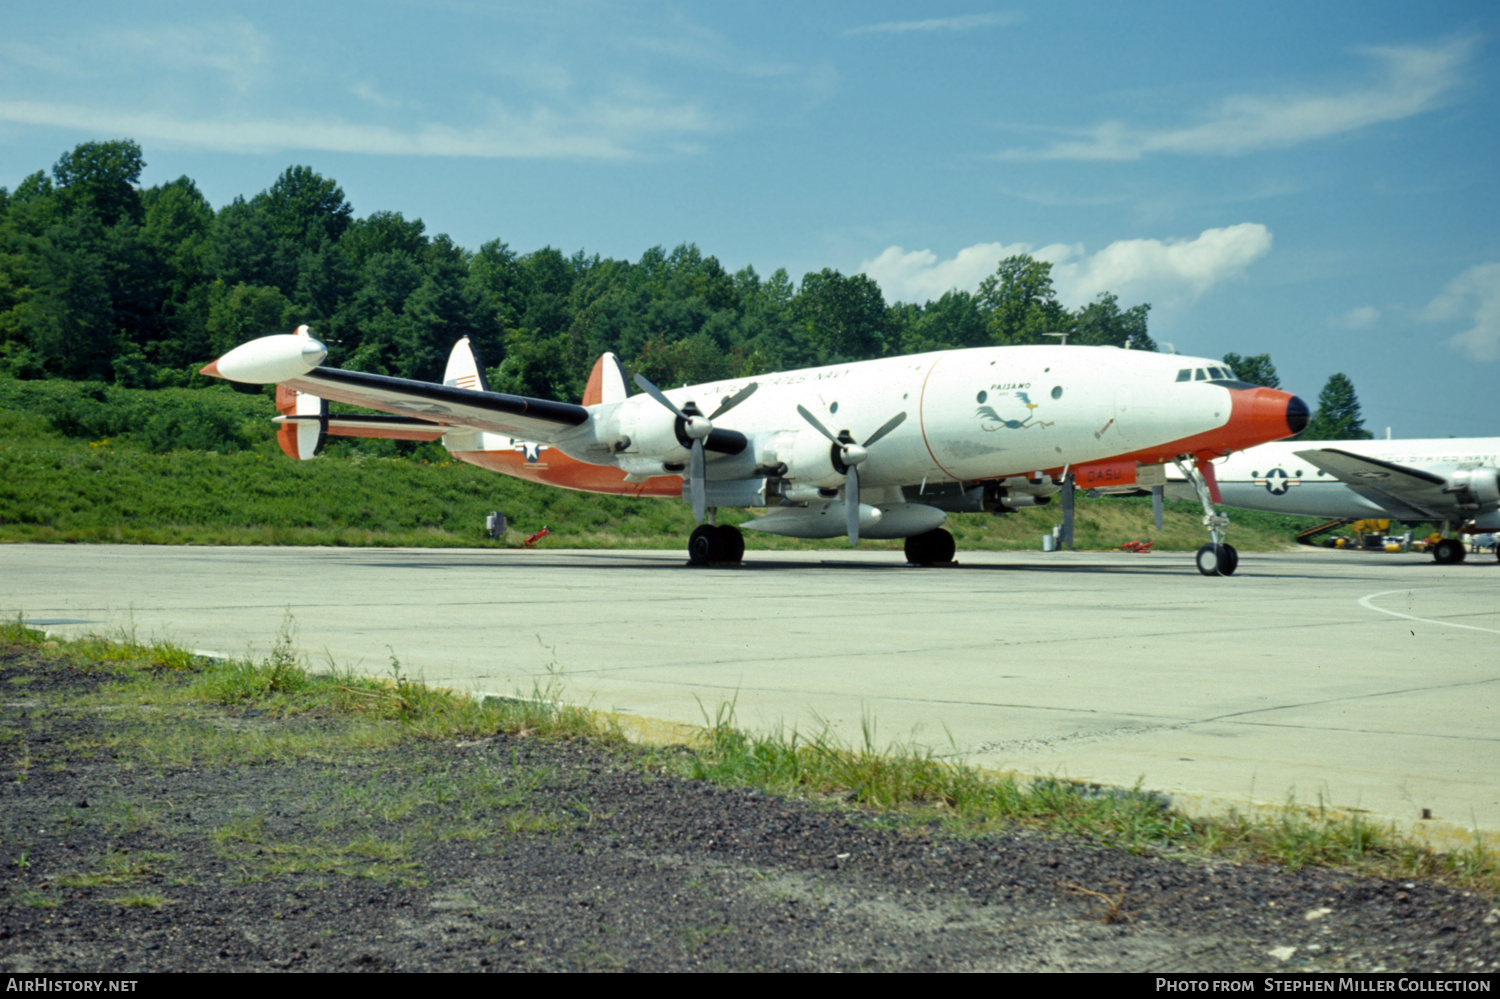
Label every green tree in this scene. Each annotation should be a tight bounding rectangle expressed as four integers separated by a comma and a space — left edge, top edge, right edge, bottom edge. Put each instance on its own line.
52, 140, 145, 227
20, 211, 116, 380
1072, 292, 1154, 351
204, 280, 294, 355
893, 291, 988, 354
976, 255, 1068, 346
1303, 372, 1372, 440
340, 210, 427, 269
792, 268, 889, 364
252, 166, 353, 249
1221, 352, 1280, 388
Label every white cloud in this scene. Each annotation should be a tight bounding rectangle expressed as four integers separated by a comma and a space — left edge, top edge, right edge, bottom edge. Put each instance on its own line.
997, 37, 1476, 161
1423, 262, 1500, 362
1330, 306, 1380, 329
843, 13, 1024, 36
861, 224, 1273, 307
0, 96, 711, 160
107, 20, 272, 95
0, 13, 730, 161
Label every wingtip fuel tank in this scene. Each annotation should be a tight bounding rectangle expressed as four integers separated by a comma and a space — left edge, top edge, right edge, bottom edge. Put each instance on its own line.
200, 326, 328, 384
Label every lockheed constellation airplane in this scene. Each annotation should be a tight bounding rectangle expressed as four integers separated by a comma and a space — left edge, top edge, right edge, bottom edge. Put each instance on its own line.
202, 328, 1308, 576
1164, 437, 1500, 564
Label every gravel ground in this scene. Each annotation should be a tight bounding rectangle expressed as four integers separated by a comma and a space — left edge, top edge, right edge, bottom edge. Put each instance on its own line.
2, 651, 1498, 973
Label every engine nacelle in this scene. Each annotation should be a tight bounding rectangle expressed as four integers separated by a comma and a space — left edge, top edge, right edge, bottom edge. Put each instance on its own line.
1445, 465, 1500, 510
607, 398, 692, 463
782, 427, 847, 489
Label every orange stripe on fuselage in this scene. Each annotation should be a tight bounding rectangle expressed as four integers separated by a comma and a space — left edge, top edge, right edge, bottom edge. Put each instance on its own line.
450, 448, 682, 498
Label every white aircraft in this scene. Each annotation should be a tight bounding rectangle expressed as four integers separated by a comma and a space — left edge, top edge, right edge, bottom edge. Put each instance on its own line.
1164, 437, 1500, 564
202, 328, 1308, 576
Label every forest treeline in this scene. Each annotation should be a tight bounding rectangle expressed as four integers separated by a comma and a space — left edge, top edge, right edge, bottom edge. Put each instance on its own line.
0, 140, 1153, 401
0, 139, 1368, 438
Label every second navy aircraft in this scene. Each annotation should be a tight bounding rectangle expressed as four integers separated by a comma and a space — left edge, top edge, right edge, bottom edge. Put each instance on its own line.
1166, 437, 1500, 564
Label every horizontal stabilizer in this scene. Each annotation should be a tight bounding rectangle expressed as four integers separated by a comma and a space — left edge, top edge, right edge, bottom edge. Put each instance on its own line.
274, 413, 445, 443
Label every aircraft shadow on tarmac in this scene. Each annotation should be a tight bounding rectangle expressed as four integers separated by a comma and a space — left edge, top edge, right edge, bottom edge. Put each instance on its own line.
341, 548, 1496, 578
342, 550, 1226, 577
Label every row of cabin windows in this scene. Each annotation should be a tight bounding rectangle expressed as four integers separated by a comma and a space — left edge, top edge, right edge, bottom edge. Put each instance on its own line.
1176, 366, 1235, 382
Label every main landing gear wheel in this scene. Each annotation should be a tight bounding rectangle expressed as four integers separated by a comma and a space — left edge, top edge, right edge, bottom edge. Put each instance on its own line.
687, 524, 744, 565
904, 528, 956, 565
1195, 542, 1239, 577
688, 524, 724, 565
1432, 538, 1467, 564
717, 524, 745, 564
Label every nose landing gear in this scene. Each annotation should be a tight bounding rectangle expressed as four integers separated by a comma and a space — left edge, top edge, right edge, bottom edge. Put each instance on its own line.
1177, 457, 1238, 577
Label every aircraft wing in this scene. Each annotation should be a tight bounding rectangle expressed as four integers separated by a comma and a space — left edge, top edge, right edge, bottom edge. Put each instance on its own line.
1292, 448, 1450, 520
203, 330, 591, 443
276, 367, 590, 443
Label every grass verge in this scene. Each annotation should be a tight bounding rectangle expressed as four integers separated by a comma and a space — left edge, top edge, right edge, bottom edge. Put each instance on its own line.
5, 616, 1495, 897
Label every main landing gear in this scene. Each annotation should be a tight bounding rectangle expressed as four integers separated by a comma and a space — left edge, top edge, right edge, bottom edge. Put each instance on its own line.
1176, 457, 1238, 577
1431, 536, 1467, 565
1427, 520, 1497, 565
687, 522, 745, 566
904, 528, 956, 565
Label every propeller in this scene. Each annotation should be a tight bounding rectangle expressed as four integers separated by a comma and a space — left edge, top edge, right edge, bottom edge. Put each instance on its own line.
632, 373, 758, 523
796, 405, 907, 545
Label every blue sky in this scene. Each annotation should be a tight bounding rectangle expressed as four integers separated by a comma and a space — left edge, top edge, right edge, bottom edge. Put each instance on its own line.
2, 1, 1496, 437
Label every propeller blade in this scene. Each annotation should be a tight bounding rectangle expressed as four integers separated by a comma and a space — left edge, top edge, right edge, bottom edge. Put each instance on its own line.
796, 404, 839, 444
846, 464, 860, 546
633, 373, 688, 421
710, 382, 758, 420
690, 440, 706, 523
861, 411, 907, 448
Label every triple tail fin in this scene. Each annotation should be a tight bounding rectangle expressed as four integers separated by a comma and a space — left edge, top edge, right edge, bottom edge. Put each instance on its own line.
443, 337, 492, 392
274, 385, 327, 460
582, 352, 628, 406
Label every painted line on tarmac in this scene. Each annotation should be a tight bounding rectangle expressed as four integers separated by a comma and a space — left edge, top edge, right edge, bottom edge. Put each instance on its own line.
1357, 588, 1500, 635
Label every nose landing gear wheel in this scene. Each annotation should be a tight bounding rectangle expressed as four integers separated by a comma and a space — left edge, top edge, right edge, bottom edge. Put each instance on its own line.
1196, 542, 1239, 576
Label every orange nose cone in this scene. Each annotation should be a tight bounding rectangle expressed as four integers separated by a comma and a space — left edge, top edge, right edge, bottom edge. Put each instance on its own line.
1225, 387, 1309, 450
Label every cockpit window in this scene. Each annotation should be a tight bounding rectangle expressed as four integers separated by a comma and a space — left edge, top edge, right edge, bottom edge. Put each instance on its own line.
1208, 367, 1225, 379
1176, 369, 1191, 381
1195, 368, 1206, 380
